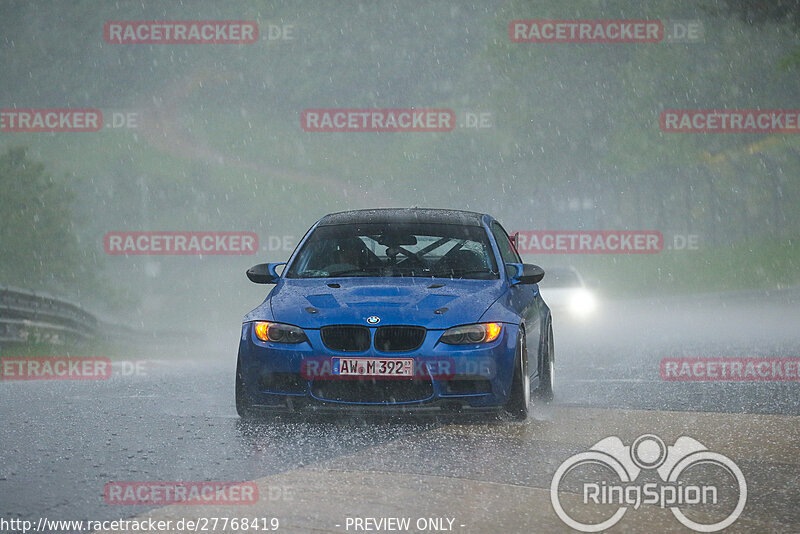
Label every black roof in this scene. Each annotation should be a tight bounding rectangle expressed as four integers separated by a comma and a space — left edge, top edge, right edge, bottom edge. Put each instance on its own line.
318, 208, 486, 227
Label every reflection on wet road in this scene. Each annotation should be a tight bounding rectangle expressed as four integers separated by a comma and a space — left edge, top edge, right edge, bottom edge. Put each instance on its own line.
1, 294, 798, 532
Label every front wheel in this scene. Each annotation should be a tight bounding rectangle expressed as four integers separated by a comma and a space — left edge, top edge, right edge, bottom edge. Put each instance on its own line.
504, 331, 530, 420
533, 320, 554, 402
235, 359, 256, 419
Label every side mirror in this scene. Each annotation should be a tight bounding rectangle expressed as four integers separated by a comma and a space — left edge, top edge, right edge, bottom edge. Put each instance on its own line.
506, 263, 545, 285
246, 262, 285, 284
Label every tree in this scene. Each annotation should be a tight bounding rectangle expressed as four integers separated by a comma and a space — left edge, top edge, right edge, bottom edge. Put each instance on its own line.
720, 0, 800, 68
0, 147, 100, 298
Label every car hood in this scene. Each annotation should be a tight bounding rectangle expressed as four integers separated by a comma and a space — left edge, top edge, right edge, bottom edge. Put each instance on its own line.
246, 277, 505, 329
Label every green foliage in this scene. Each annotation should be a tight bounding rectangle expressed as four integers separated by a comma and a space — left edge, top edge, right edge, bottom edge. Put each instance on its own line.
1, 0, 799, 311
0, 147, 105, 299
576, 235, 800, 296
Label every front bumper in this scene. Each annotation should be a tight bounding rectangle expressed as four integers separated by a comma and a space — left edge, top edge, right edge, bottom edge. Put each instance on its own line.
237, 322, 520, 412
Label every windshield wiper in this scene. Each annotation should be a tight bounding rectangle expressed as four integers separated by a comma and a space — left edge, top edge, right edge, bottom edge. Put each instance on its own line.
441, 269, 498, 279
325, 268, 379, 277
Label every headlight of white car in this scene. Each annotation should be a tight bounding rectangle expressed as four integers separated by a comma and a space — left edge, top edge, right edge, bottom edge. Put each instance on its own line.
569, 289, 597, 317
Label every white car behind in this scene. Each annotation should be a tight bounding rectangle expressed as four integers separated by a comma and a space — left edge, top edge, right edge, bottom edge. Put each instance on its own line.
539, 266, 597, 320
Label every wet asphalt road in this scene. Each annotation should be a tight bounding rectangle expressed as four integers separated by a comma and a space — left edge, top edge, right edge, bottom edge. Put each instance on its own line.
1, 292, 798, 532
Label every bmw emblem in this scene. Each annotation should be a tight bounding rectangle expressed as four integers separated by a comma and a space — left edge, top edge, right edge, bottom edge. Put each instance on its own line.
366, 316, 381, 325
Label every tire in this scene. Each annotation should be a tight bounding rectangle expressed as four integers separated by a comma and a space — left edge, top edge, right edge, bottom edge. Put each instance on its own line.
235, 359, 256, 419
504, 331, 530, 421
533, 319, 554, 402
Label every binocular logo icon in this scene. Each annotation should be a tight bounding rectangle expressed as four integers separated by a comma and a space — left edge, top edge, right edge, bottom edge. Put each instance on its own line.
551, 434, 747, 532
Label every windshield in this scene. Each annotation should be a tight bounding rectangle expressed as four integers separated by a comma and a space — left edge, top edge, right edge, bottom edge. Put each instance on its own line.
285, 222, 499, 279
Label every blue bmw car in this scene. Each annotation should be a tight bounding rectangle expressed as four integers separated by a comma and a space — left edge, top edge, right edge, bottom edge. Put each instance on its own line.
236, 208, 553, 419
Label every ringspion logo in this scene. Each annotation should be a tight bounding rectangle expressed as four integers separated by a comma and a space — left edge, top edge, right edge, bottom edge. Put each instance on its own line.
301, 109, 455, 132
551, 434, 746, 532
104, 21, 258, 44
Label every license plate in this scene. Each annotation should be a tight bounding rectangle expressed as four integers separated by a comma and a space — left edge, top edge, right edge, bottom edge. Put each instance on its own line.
332, 357, 414, 377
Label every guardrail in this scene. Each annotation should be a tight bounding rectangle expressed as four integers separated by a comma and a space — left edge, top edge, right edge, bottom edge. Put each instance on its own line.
0, 285, 98, 346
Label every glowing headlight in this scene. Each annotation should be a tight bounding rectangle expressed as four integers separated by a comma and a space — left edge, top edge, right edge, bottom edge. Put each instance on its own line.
440, 323, 503, 345
569, 290, 597, 317
253, 321, 308, 344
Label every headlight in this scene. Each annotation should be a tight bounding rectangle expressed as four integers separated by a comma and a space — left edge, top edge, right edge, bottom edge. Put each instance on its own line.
440, 323, 502, 345
253, 321, 308, 344
569, 290, 597, 317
